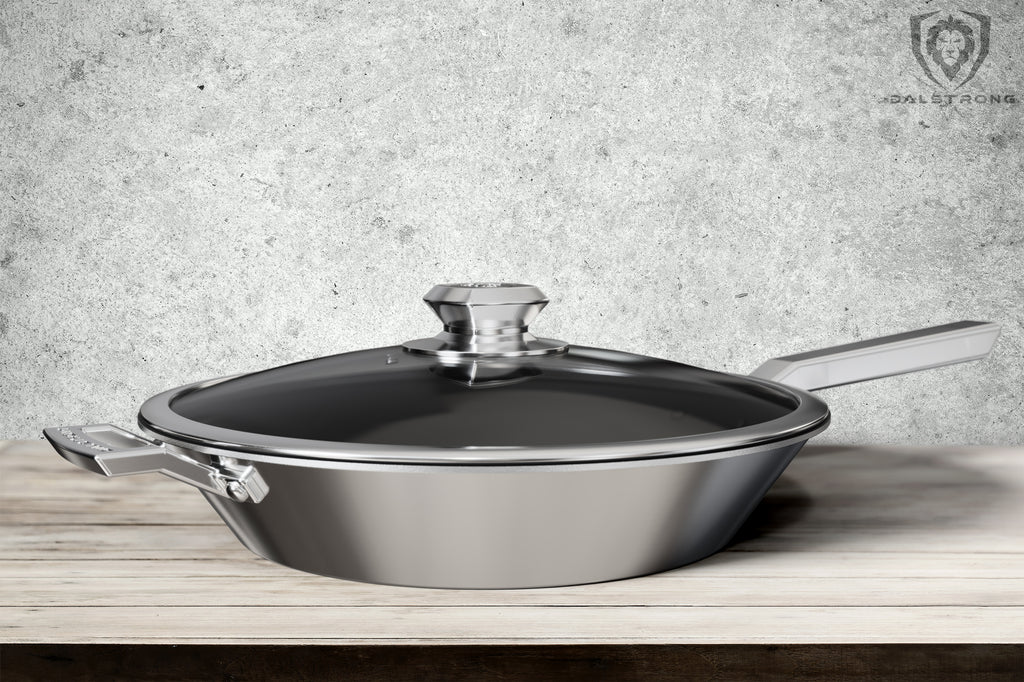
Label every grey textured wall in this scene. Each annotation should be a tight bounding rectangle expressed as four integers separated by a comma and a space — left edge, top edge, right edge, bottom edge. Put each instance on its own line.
1, 1, 1022, 444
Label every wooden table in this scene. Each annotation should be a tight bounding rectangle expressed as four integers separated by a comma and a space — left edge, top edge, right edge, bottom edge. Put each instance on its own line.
2, 439, 1023, 679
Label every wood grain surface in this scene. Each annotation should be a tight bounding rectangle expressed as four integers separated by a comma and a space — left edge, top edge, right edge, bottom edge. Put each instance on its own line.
2, 439, 1023, 648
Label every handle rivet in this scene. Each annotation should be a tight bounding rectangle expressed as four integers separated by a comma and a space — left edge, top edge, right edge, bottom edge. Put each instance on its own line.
227, 482, 249, 502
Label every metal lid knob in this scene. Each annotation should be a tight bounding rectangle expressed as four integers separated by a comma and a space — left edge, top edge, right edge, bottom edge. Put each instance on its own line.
403, 283, 569, 358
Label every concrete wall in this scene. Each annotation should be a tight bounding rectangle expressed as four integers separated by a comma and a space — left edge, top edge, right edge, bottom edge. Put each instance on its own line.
2, 1, 1021, 445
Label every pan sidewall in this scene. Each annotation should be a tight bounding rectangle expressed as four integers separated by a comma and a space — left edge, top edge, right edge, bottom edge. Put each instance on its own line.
198, 440, 809, 589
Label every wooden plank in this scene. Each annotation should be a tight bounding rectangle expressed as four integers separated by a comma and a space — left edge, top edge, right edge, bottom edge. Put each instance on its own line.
5, 550, 1024, 579
3, 499, 221, 526
4, 522, 1022, 561
1, 575, 1022, 608
0, 525, 246, 559
4, 606, 1024, 644
733, 531, 1024, 553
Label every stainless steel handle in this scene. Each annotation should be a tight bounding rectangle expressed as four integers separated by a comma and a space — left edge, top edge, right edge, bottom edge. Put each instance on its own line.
750, 320, 1001, 391
43, 424, 269, 503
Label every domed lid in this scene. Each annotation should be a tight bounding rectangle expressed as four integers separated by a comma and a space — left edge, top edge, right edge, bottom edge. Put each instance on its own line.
138, 283, 830, 464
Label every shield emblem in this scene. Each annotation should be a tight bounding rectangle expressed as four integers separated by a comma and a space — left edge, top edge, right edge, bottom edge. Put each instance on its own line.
910, 11, 990, 90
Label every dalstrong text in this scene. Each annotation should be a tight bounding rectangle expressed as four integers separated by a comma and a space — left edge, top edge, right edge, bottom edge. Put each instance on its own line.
888, 93, 1017, 104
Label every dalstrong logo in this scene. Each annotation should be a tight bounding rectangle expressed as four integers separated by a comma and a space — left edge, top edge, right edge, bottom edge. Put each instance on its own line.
888, 9, 1015, 105
910, 10, 990, 89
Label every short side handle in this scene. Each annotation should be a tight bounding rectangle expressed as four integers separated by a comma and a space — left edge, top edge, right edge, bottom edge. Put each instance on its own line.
750, 321, 1001, 391
43, 424, 268, 503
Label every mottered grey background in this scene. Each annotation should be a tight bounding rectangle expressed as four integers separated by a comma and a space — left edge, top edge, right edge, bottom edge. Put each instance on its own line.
1, 1, 1022, 444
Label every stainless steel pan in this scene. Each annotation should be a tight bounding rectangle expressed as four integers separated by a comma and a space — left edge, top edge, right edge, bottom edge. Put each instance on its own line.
44, 283, 1000, 588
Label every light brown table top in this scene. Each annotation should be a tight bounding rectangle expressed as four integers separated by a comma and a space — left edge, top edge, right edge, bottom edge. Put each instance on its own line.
2, 439, 1023, 645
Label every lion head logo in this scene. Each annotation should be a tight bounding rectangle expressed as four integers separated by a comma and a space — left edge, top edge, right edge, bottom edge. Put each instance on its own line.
911, 11, 990, 89
926, 16, 975, 79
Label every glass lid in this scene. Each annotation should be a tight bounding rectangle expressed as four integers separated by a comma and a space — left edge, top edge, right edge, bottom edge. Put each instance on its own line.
139, 283, 830, 464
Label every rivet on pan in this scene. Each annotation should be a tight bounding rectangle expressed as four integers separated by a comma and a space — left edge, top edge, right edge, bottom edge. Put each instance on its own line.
227, 482, 249, 502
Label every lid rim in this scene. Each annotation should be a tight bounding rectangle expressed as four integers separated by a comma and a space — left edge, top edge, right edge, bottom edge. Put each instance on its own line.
143, 418, 830, 467
137, 362, 832, 466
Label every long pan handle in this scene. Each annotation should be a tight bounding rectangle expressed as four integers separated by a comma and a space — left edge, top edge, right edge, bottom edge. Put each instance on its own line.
749, 321, 1000, 391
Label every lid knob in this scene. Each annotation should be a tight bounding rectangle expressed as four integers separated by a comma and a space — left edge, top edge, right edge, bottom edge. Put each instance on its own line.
403, 283, 569, 358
